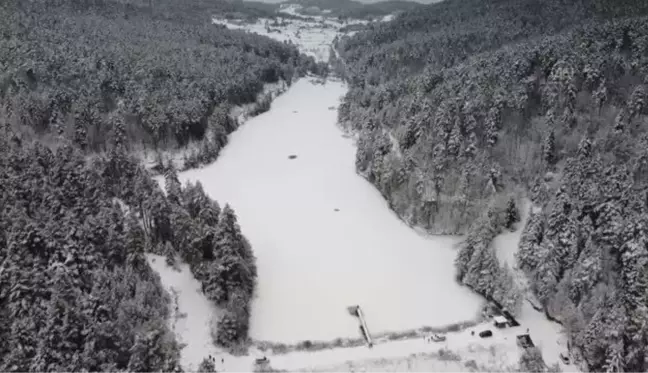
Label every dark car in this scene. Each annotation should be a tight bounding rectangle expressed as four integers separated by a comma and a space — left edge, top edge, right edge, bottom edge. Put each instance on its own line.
479, 330, 493, 338
255, 357, 269, 365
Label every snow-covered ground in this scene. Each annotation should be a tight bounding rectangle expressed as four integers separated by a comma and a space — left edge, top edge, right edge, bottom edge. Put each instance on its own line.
266, 324, 524, 371
173, 77, 482, 344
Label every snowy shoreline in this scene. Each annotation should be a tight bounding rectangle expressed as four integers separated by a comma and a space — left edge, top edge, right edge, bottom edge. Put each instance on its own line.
252, 318, 481, 355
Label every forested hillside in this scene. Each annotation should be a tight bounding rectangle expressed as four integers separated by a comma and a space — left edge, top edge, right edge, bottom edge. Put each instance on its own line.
0, 0, 322, 167
0, 118, 256, 371
334, 0, 648, 371
0, 0, 265, 370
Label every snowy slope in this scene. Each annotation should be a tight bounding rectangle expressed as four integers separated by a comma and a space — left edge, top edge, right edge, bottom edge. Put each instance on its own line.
492, 201, 578, 371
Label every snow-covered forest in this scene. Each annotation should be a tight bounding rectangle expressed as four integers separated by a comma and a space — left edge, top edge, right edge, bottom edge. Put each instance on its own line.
334, 0, 648, 371
0, 0, 325, 168
0, 0, 283, 370
0, 124, 258, 370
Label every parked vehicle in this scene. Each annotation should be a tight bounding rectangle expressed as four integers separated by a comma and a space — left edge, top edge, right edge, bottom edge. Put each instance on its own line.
255, 357, 269, 365
559, 353, 570, 365
425, 333, 446, 343
479, 330, 493, 338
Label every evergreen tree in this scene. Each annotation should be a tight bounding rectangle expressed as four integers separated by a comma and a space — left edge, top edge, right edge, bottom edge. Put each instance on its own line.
504, 197, 520, 230
447, 122, 462, 156
164, 163, 182, 205
543, 130, 556, 167
518, 347, 546, 373
198, 358, 216, 372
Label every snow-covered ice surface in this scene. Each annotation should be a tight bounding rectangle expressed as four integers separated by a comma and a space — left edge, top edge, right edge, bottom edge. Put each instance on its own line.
174, 77, 483, 343
492, 200, 578, 371
145, 254, 258, 371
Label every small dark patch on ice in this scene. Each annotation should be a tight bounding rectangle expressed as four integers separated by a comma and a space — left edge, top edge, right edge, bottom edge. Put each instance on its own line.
292, 110, 298, 113
328, 106, 336, 110
334, 208, 340, 212
288, 154, 298, 159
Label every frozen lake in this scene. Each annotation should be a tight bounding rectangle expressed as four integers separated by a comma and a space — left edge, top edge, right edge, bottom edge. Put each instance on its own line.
175, 78, 482, 343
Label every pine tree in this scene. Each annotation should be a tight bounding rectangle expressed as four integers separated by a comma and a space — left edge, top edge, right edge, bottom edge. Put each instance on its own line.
533, 242, 560, 305
464, 131, 478, 158
627, 84, 646, 122
518, 347, 546, 373
619, 235, 648, 372
73, 118, 88, 150
447, 122, 462, 156
578, 137, 592, 158
198, 358, 216, 372
164, 163, 182, 205
568, 237, 602, 302
614, 108, 627, 133
504, 197, 520, 230
594, 79, 608, 114
455, 240, 475, 282
485, 107, 499, 147
493, 264, 522, 315
515, 214, 544, 273
400, 119, 421, 151
543, 130, 556, 166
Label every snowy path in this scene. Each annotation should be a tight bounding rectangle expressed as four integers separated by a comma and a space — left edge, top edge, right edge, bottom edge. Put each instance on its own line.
146, 254, 255, 371
493, 201, 578, 371
175, 78, 482, 343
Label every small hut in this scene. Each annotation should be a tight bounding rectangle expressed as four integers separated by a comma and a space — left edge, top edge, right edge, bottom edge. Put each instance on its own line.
493, 315, 509, 328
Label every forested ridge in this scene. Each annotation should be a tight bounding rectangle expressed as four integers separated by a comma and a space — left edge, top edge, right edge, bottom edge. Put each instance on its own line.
334, 0, 648, 371
0, 118, 257, 371
0, 0, 271, 370
0, 0, 323, 168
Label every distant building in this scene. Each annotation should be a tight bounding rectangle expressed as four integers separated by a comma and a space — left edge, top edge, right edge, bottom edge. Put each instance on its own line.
493, 315, 509, 328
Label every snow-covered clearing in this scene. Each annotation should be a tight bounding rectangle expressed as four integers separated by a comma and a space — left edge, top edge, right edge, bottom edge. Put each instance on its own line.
173, 77, 482, 344
492, 200, 578, 371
